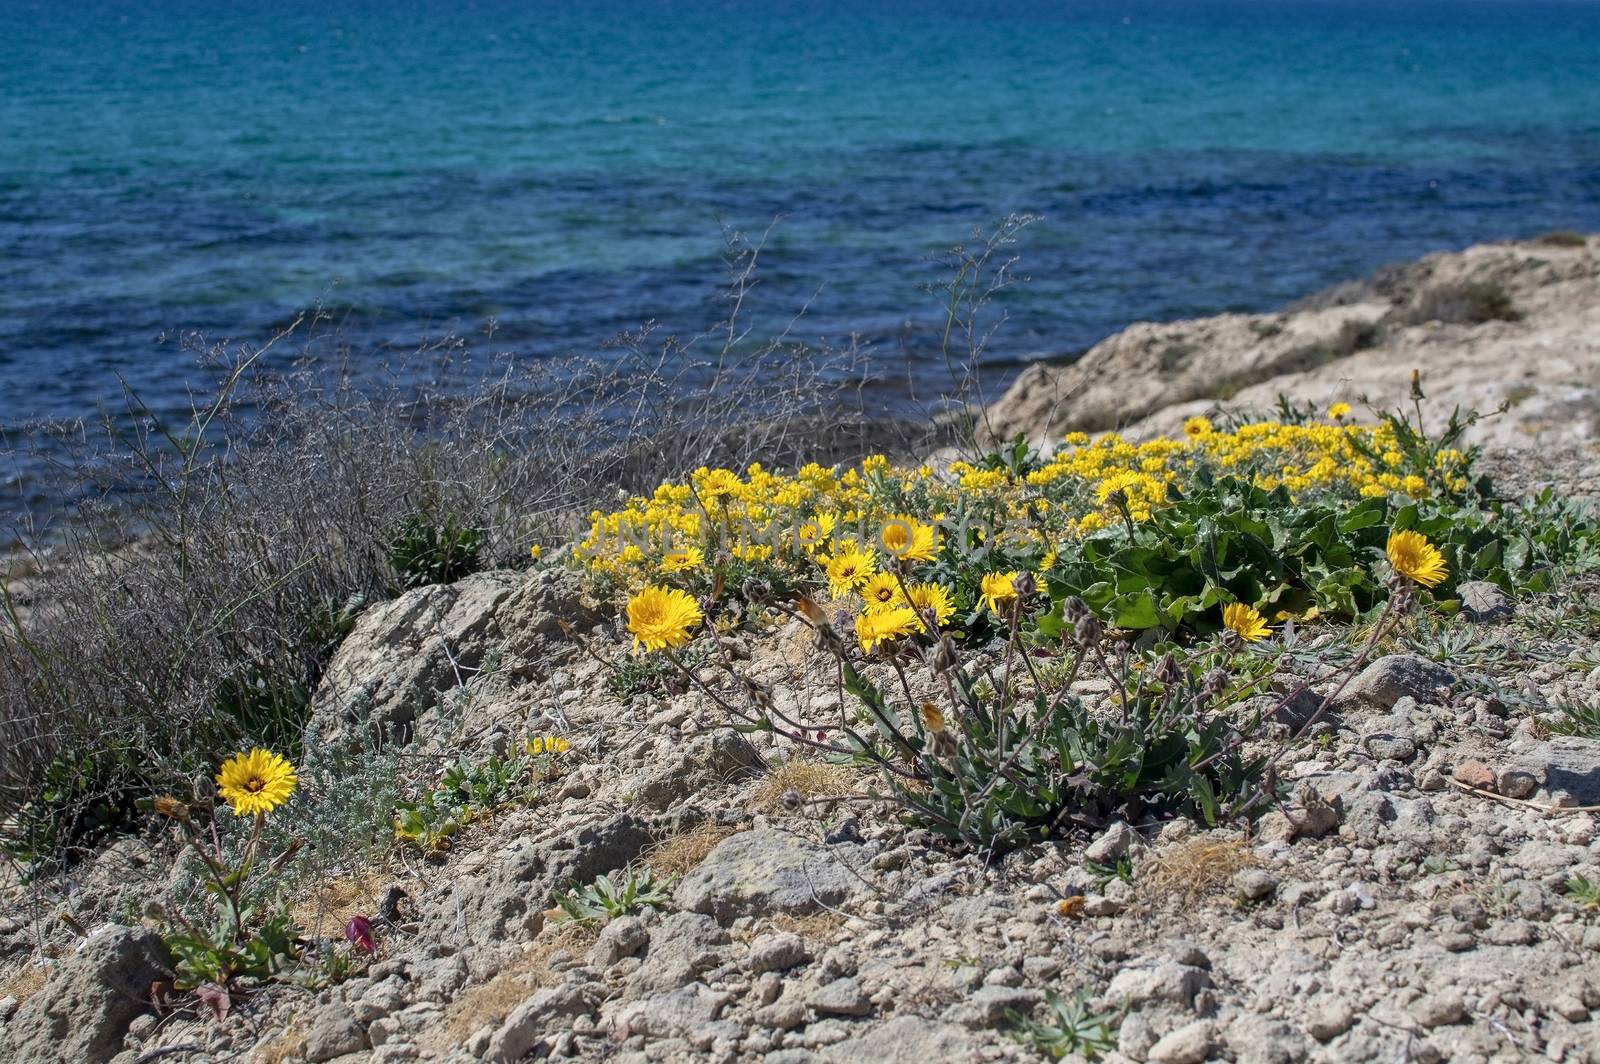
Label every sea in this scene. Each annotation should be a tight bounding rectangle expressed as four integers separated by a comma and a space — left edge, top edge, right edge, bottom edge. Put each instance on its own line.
3, 0, 1599, 520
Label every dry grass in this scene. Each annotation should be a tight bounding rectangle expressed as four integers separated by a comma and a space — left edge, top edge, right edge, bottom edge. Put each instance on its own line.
1140, 836, 1262, 903
428, 921, 598, 1050
288, 867, 406, 940
0, 959, 48, 1006
763, 910, 847, 942
251, 1028, 307, 1064
643, 823, 740, 878
750, 758, 860, 813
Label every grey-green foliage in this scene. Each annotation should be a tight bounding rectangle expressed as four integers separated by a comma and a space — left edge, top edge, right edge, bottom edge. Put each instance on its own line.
555, 868, 672, 925
1008, 989, 1117, 1060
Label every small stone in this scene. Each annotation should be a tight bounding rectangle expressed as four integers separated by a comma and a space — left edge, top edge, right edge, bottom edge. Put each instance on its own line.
1084, 821, 1138, 864
304, 1008, 368, 1063
1363, 735, 1417, 761
1411, 990, 1467, 1028
1081, 894, 1123, 917
1549, 994, 1589, 1022
753, 1001, 807, 1031
1453, 760, 1497, 791
1305, 999, 1356, 1041
589, 916, 649, 968
1233, 869, 1279, 901
1147, 1019, 1214, 1064
1417, 768, 1446, 792
1458, 581, 1513, 623
1106, 963, 1211, 1009
940, 985, 1042, 1029
1496, 769, 1538, 800
746, 932, 811, 974
807, 978, 871, 1017
1345, 654, 1456, 710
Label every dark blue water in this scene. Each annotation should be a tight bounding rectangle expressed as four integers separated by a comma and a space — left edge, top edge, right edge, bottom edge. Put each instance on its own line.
3, 0, 1599, 505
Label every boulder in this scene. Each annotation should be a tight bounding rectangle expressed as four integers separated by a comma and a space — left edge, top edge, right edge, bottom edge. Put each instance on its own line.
0, 926, 171, 1064
674, 827, 870, 923
1457, 581, 1513, 623
1342, 654, 1456, 710
823, 1014, 980, 1063
309, 568, 598, 749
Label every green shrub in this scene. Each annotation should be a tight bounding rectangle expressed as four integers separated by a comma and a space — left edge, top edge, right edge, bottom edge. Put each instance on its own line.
1405, 282, 1521, 326
387, 514, 487, 590
555, 868, 672, 925
1008, 988, 1117, 1060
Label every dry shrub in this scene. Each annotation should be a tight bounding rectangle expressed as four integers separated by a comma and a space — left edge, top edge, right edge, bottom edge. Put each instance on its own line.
764, 910, 847, 941
644, 823, 739, 878
252, 1029, 308, 1064
1140, 836, 1261, 902
0, 228, 911, 866
0, 959, 47, 1007
750, 758, 859, 813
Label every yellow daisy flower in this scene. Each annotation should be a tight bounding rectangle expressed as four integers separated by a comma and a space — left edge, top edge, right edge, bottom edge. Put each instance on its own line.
825, 544, 876, 596
855, 606, 919, 654
1222, 602, 1271, 642
979, 571, 1018, 614
215, 749, 297, 817
1386, 530, 1448, 588
860, 571, 902, 609
626, 585, 703, 652
879, 515, 937, 562
904, 581, 956, 628
660, 545, 704, 573
1327, 402, 1352, 420
1183, 416, 1214, 439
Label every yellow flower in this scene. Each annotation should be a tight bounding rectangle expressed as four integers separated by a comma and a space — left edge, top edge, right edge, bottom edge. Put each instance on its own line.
904, 582, 956, 628
526, 735, 570, 756
1222, 602, 1271, 642
880, 515, 937, 562
626, 585, 703, 651
660, 545, 704, 573
918, 701, 946, 733
1183, 416, 1214, 439
979, 571, 1018, 613
528, 543, 542, 560
1327, 402, 1352, 420
855, 606, 918, 653
215, 749, 297, 817
1386, 530, 1448, 588
825, 544, 876, 596
860, 571, 902, 609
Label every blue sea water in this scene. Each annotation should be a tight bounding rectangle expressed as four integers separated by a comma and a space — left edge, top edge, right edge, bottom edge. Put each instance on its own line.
2, 0, 1599, 506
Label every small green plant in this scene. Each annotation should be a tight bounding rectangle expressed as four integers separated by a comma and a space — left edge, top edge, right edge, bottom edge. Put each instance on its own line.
164, 907, 301, 989
1406, 281, 1521, 326
1564, 873, 1600, 911
607, 645, 706, 698
1084, 856, 1133, 891
387, 513, 486, 591
3, 750, 143, 868
392, 752, 542, 854
1008, 988, 1117, 1060
555, 868, 673, 925
1422, 855, 1460, 876
1551, 701, 1600, 740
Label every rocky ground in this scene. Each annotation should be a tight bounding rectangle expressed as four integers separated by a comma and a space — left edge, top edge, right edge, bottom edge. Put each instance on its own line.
2, 236, 1599, 1064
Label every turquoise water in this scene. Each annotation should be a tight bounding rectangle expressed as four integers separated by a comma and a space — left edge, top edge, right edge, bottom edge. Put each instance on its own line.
2, 0, 1599, 504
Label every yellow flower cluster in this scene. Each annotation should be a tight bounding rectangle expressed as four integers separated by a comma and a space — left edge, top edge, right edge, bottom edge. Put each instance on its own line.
574, 415, 1463, 597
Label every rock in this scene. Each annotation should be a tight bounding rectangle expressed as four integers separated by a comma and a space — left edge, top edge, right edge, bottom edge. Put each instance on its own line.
1343, 654, 1456, 710
746, 932, 811, 974
808, 978, 872, 1017
588, 916, 649, 968
939, 985, 1042, 1028
1105, 962, 1212, 1010
1505, 736, 1600, 804
1305, 999, 1357, 1041
1084, 821, 1139, 864
426, 812, 653, 946
1411, 990, 1467, 1028
675, 828, 869, 923
630, 732, 762, 811
485, 984, 594, 1063
1148, 1020, 1215, 1064
0, 926, 171, 1064
822, 1014, 979, 1063
304, 1006, 368, 1062
1363, 734, 1417, 762
629, 912, 731, 994
613, 984, 732, 1040
1453, 760, 1497, 791
1496, 768, 1538, 799
1233, 869, 1279, 901
1457, 581, 1513, 623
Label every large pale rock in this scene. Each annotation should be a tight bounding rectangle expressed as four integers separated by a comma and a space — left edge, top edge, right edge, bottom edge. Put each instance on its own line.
1506, 735, 1600, 804
309, 568, 598, 748
1342, 654, 1456, 710
0, 926, 170, 1063
422, 813, 654, 947
674, 827, 870, 923
823, 1014, 980, 1063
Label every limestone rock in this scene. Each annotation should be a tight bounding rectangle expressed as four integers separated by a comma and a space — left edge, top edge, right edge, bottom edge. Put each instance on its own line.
675, 827, 869, 923
304, 1005, 368, 1062
1343, 654, 1456, 710
0, 926, 171, 1064
1457, 581, 1513, 623
822, 1014, 979, 1063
